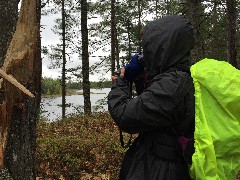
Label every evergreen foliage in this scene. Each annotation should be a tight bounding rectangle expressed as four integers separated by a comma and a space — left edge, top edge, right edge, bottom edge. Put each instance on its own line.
41, 0, 240, 81
40, 0, 240, 107
41, 77, 62, 95
41, 77, 112, 95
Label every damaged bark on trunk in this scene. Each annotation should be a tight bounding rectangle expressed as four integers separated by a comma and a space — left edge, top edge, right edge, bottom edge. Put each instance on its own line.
0, 0, 41, 179
0, 0, 19, 66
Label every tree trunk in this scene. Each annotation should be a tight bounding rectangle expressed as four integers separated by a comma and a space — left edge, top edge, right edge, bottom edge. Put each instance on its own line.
210, 2, 221, 59
115, 32, 120, 70
114, 2, 120, 71
186, 0, 204, 62
137, 0, 142, 54
111, 0, 116, 76
226, 0, 238, 68
127, 20, 132, 61
0, 0, 19, 66
62, 0, 66, 118
0, 0, 41, 179
155, 0, 158, 18
81, 0, 91, 114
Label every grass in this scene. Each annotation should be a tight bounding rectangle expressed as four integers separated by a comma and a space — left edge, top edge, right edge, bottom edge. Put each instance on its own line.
36, 112, 129, 179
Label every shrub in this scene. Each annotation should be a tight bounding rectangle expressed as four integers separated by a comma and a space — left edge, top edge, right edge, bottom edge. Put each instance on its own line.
36, 112, 130, 179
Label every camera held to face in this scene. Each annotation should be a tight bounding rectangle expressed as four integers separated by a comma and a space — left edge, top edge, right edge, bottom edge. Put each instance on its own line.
115, 53, 144, 81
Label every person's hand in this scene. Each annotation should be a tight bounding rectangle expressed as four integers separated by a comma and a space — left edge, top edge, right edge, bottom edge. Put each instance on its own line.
112, 75, 118, 81
120, 67, 125, 77
112, 67, 125, 81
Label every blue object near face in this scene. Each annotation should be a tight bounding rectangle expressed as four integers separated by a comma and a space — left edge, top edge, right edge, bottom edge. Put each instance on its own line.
124, 53, 145, 81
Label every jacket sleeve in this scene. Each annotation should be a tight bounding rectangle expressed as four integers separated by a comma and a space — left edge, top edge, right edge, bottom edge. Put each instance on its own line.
107, 72, 191, 134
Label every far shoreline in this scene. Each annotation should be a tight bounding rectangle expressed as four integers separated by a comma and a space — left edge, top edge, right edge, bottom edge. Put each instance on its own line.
41, 88, 109, 98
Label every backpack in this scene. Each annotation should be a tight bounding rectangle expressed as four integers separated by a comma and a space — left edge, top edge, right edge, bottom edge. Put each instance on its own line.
188, 58, 240, 180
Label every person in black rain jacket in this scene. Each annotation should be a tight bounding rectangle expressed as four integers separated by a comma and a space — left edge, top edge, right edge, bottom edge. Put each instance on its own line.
108, 15, 196, 180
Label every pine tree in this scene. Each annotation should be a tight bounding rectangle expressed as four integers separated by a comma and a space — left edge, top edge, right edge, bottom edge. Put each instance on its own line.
62, 0, 67, 118
111, 0, 116, 76
0, 0, 19, 66
0, 0, 41, 178
42, 0, 80, 116
226, 0, 238, 68
81, 0, 91, 114
186, 0, 205, 62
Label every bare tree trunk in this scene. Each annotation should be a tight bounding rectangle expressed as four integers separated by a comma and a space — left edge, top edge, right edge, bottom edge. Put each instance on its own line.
137, 0, 142, 54
211, 1, 221, 59
0, 0, 19, 66
111, 0, 116, 76
81, 0, 91, 114
0, 0, 41, 179
115, 32, 120, 70
155, 0, 158, 18
114, 2, 120, 71
226, 0, 238, 68
62, 0, 66, 118
165, 0, 170, 15
186, 0, 204, 62
127, 20, 132, 61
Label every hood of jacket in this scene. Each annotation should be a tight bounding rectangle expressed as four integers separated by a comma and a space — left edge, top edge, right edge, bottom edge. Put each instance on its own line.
142, 15, 196, 77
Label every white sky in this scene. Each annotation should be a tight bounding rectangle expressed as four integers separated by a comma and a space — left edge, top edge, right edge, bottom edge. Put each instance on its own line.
41, 14, 61, 79
40, 12, 111, 82
19, 0, 154, 82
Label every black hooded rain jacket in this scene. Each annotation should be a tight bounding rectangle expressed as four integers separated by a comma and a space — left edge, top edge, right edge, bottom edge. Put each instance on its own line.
108, 15, 196, 180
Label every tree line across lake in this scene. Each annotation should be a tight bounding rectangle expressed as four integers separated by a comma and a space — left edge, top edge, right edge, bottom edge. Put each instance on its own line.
41, 77, 112, 96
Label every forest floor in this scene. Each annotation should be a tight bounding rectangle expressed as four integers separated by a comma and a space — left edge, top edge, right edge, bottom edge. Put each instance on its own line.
36, 112, 127, 180
36, 112, 240, 180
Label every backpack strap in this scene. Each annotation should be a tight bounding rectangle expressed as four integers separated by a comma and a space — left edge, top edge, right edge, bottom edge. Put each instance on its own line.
119, 130, 133, 149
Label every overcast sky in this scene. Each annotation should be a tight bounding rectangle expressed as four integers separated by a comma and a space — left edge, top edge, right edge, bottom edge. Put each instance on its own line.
40, 12, 111, 82
20, 0, 153, 82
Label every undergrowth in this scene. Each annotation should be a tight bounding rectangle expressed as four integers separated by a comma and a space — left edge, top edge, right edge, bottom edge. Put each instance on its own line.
37, 112, 240, 180
36, 112, 131, 180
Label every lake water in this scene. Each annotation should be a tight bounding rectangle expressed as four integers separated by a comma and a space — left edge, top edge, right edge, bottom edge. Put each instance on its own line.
40, 88, 111, 121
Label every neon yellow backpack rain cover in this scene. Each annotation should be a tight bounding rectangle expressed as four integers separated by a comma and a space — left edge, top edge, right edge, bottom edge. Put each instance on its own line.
189, 58, 240, 180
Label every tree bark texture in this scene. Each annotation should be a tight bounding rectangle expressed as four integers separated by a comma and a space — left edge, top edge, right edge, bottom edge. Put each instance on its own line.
81, 0, 91, 114
210, 2, 221, 60
0, 0, 19, 67
115, 31, 120, 70
62, 0, 66, 118
111, 0, 116, 76
127, 20, 132, 61
0, 0, 41, 179
186, 0, 204, 62
114, 2, 120, 71
226, 0, 238, 68
137, 0, 142, 54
